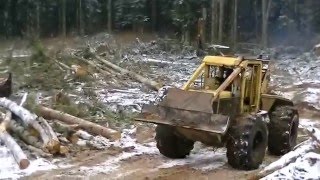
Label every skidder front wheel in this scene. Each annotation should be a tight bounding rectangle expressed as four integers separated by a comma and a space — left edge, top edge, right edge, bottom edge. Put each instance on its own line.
268, 106, 299, 155
155, 125, 194, 159
226, 115, 268, 170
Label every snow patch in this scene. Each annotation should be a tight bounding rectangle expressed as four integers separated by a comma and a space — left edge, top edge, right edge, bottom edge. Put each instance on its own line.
97, 88, 155, 112
263, 152, 320, 180
0, 146, 67, 179
158, 148, 226, 171
74, 127, 158, 175
300, 118, 320, 128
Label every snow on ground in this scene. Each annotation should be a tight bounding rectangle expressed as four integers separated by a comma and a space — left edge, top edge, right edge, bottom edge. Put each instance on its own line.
97, 88, 156, 112
71, 128, 228, 176
158, 144, 226, 171
1, 46, 320, 178
263, 152, 320, 180
0, 146, 69, 179
261, 119, 320, 179
93, 48, 320, 113
72, 127, 158, 175
71, 120, 320, 177
96, 56, 199, 112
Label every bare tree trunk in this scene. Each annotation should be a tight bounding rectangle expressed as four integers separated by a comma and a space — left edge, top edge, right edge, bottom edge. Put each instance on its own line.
201, 6, 207, 44
262, 0, 271, 48
151, 0, 156, 32
80, 0, 84, 35
211, 0, 215, 43
36, 1, 40, 36
107, 0, 112, 33
77, 0, 84, 35
254, 0, 259, 42
61, 0, 66, 38
218, 0, 224, 43
233, 0, 238, 48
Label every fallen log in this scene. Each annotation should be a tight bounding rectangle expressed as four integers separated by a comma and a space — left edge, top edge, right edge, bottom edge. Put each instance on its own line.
88, 47, 162, 91
37, 106, 121, 141
251, 126, 320, 180
37, 117, 60, 154
8, 120, 42, 149
0, 111, 30, 169
75, 130, 111, 150
0, 97, 60, 153
75, 130, 93, 140
71, 55, 113, 76
25, 144, 52, 158
262, 152, 320, 179
51, 121, 80, 135
70, 55, 126, 87
52, 121, 80, 144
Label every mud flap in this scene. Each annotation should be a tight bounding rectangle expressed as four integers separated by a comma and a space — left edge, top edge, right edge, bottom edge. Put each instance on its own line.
134, 88, 230, 134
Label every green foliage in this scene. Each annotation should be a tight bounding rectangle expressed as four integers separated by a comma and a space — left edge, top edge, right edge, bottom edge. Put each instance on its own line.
29, 39, 46, 63
171, 0, 200, 32
1, 0, 320, 46
114, 0, 149, 29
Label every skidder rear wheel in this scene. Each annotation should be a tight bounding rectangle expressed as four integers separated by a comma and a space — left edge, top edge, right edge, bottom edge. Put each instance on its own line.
155, 125, 194, 159
268, 106, 299, 155
226, 115, 268, 170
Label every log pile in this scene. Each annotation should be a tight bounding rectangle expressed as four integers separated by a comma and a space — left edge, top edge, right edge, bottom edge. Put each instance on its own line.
0, 96, 120, 170
67, 44, 163, 92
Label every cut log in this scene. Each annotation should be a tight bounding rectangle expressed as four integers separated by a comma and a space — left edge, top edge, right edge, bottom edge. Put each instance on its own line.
0, 98, 60, 153
75, 130, 110, 150
75, 129, 93, 140
0, 111, 30, 169
52, 121, 79, 144
37, 106, 121, 141
51, 121, 80, 134
59, 145, 69, 155
37, 117, 60, 154
71, 55, 114, 76
252, 142, 317, 179
8, 120, 42, 149
262, 152, 320, 179
70, 55, 125, 87
25, 144, 52, 158
250, 126, 320, 180
88, 47, 162, 91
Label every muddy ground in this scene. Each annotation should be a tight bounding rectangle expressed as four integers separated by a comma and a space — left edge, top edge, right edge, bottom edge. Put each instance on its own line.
0, 32, 320, 180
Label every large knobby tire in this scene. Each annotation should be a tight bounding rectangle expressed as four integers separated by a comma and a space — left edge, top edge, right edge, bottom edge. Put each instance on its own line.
268, 105, 299, 155
155, 125, 194, 158
226, 115, 268, 170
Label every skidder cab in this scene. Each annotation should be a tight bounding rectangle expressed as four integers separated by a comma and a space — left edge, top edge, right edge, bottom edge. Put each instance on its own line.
135, 55, 299, 170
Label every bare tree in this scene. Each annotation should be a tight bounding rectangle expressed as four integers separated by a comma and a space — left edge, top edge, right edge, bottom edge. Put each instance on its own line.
36, 1, 40, 36
108, 0, 112, 33
151, 0, 156, 32
211, 0, 215, 43
61, 0, 66, 38
218, 0, 224, 43
262, 0, 272, 47
78, 0, 84, 35
233, 0, 238, 48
